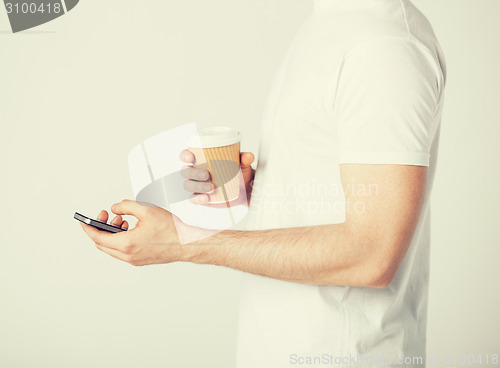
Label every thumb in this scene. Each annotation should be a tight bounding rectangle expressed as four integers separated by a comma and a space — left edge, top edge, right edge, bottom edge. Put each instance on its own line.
240, 152, 255, 168
111, 199, 150, 219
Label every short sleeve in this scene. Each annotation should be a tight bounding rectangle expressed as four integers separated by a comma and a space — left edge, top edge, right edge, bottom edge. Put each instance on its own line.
334, 37, 444, 166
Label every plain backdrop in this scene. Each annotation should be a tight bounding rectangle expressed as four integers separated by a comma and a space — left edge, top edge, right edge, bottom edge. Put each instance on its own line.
0, 1, 499, 367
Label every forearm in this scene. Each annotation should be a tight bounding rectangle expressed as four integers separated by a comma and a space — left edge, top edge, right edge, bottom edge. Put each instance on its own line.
182, 224, 381, 287
90, 166, 420, 286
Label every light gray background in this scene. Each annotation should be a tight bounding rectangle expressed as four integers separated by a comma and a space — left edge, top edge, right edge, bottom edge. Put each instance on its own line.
0, 1, 498, 367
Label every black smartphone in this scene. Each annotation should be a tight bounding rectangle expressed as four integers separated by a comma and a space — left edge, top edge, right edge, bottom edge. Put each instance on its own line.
74, 212, 126, 233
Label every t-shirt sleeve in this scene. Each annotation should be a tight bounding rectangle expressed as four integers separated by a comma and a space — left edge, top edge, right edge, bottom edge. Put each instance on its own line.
334, 37, 444, 166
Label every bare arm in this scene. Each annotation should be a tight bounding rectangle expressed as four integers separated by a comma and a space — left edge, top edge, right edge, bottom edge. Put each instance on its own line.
81, 163, 426, 288
181, 164, 427, 287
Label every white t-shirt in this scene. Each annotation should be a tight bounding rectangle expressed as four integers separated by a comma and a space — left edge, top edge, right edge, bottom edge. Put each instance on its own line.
237, 0, 446, 367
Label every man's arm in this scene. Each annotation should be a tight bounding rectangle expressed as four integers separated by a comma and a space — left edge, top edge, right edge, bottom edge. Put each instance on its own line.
183, 164, 427, 288
81, 164, 426, 289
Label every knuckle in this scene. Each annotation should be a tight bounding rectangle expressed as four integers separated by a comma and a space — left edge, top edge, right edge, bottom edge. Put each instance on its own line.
194, 182, 205, 193
199, 182, 213, 193
123, 243, 136, 254
184, 180, 213, 193
137, 201, 150, 211
121, 237, 135, 252
195, 169, 208, 180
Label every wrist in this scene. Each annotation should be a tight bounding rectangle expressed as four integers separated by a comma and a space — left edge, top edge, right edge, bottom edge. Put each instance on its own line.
174, 224, 218, 263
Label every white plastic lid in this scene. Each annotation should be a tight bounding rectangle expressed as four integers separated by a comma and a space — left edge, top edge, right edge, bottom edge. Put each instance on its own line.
186, 126, 241, 148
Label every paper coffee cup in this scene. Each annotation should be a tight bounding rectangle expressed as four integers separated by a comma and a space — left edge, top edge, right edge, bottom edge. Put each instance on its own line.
187, 127, 242, 204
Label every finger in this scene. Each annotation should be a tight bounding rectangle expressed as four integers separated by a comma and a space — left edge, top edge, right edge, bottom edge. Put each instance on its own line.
80, 222, 109, 246
121, 221, 129, 230
189, 193, 242, 208
183, 180, 214, 194
240, 152, 255, 168
110, 215, 123, 227
97, 210, 109, 223
80, 222, 131, 251
111, 199, 149, 219
180, 149, 195, 164
189, 193, 210, 205
180, 165, 210, 181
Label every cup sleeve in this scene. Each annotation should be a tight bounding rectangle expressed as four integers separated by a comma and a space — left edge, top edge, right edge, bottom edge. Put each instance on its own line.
333, 37, 445, 167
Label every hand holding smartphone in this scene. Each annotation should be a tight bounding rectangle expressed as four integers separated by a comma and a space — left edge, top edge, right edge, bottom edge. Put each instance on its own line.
74, 212, 127, 233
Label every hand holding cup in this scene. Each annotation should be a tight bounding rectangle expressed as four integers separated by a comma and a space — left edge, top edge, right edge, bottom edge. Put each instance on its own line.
180, 127, 255, 207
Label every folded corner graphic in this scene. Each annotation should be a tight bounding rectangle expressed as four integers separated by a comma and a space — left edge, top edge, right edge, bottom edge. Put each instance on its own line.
4, 0, 80, 33
128, 122, 249, 244
64, 0, 78, 11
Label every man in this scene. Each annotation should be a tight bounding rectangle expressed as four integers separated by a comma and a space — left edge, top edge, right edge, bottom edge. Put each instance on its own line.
81, 0, 446, 366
